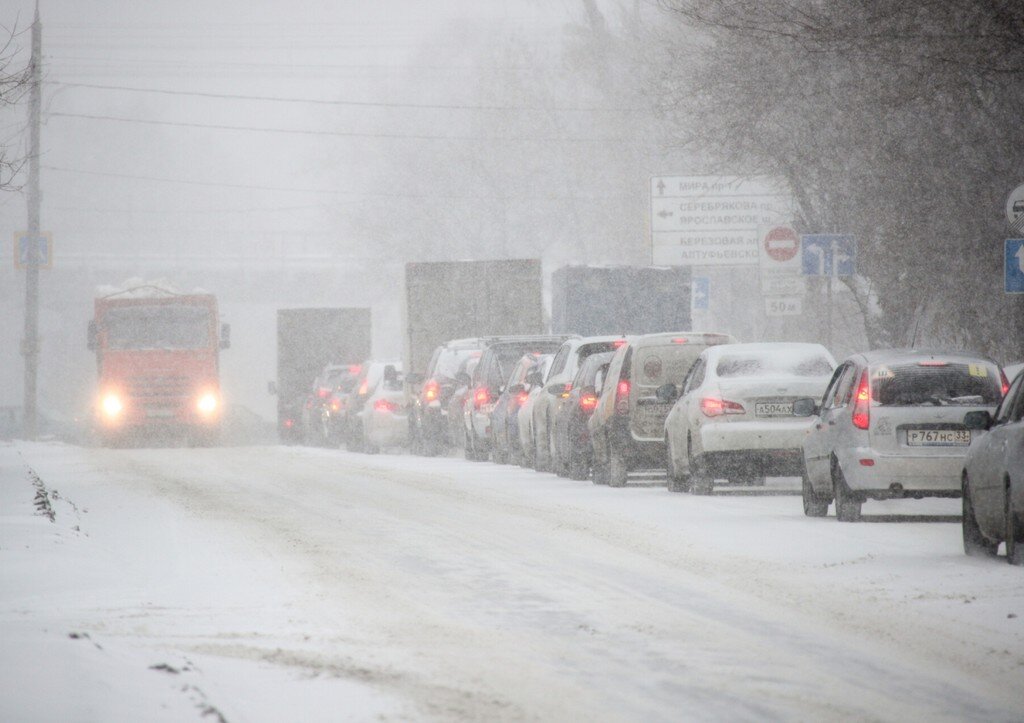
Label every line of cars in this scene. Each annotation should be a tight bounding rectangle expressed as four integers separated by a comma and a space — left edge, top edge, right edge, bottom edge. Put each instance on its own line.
401, 332, 1022, 565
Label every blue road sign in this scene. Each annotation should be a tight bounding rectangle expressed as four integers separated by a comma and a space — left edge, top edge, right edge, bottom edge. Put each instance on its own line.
14, 233, 52, 269
692, 276, 710, 310
1006, 239, 1024, 294
801, 234, 855, 277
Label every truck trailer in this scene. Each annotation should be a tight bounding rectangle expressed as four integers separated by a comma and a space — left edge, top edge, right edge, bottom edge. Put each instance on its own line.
274, 307, 372, 444
550, 265, 692, 337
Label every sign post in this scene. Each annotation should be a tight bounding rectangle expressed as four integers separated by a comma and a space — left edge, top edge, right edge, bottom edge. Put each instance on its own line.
801, 234, 857, 349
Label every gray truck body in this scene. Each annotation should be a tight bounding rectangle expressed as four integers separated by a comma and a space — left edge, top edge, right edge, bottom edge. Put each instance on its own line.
403, 260, 544, 376
550, 265, 692, 337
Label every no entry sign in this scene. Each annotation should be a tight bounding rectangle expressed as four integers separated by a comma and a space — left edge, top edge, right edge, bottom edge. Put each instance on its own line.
763, 226, 800, 262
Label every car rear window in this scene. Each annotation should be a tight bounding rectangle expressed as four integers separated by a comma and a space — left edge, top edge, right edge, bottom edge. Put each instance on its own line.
716, 352, 833, 378
871, 361, 1002, 406
635, 345, 706, 387
433, 348, 481, 380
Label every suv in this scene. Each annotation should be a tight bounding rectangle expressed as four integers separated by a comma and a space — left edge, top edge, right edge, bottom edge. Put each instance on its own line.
464, 336, 574, 461
588, 332, 737, 487
408, 339, 485, 456
796, 350, 1007, 521
531, 336, 627, 472
552, 350, 616, 480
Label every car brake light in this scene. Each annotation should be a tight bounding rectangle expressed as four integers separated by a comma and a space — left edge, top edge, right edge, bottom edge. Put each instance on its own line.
423, 379, 440, 402
579, 392, 598, 412
614, 380, 630, 414
358, 379, 369, 396
917, 360, 948, 367
612, 339, 627, 349
374, 398, 399, 413
1000, 370, 1010, 397
283, 418, 294, 428
560, 383, 572, 399
330, 399, 340, 412
348, 364, 362, 374
317, 388, 330, 399
473, 386, 490, 409
671, 337, 689, 344
852, 370, 871, 430
700, 397, 745, 417
516, 391, 530, 407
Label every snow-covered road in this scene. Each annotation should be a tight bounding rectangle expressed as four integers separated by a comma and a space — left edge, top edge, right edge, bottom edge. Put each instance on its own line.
2, 442, 1022, 721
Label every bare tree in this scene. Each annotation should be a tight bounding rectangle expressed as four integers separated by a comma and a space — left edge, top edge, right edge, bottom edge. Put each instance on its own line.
0, 23, 31, 192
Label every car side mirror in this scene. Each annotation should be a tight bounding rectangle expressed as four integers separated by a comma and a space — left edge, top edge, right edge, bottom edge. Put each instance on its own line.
508, 383, 525, 395
456, 371, 471, 388
220, 323, 231, 350
546, 382, 565, 396
655, 383, 678, 404
87, 321, 97, 351
963, 410, 992, 431
792, 397, 818, 417
383, 364, 398, 382
525, 370, 541, 387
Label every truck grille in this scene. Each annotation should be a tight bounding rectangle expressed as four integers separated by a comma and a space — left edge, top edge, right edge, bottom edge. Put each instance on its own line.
127, 376, 191, 399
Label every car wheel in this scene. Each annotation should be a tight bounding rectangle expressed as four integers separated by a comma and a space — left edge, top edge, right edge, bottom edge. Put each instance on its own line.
832, 462, 862, 522
534, 427, 550, 472
688, 442, 713, 495
801, 470, 829, 517
665, 436, 691, 493
491, 433, 508, 464
1006, 479, 1022, 565
608, 446, 628, 488
962, 475, 997, 557
568, 442, 589, 481
550, 426, 567, 477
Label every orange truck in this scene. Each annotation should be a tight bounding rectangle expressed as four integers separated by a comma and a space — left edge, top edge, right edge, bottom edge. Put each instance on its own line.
87, 285, 230, 446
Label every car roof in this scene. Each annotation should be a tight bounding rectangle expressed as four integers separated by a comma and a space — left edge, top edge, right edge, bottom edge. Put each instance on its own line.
844, 348, 999, 366
628, 331, 737, 348
481, 335, 575, 349
703, 342, 833, 359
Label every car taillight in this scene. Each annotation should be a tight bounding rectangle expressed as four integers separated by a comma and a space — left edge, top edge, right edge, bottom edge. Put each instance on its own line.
473, 386, 490, 409
700, 397, 745, 417
671, 337, 689, 344
317, 388, 330, 399
560, 383, 572, 399
579, 393, 598, 412
917, 360, 948, 367
358, 379, 369, 396
614, 380, 630, 415
612, 339, 627, 349
423, 379, 440, 403
516, 391, 530, 407
330, 398, 341, 412
852, 370, 871, 430
1000, 370, 1010, 397
348, 364, 362, 374
283, 418, 294, 428
374, 398, 399, 413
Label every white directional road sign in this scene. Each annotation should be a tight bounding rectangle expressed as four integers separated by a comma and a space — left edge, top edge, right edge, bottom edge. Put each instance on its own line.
651, 176, 794, 267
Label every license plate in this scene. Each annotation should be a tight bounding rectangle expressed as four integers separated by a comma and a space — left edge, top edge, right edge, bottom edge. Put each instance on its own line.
906, 429, 970, 446
146, 407, 175, 418
755, 402, 793, 417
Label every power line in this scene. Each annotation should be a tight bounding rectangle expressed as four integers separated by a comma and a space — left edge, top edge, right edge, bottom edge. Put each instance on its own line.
41, 165, 633, 201
46, 81, 630, 113
46, 112, 625, 142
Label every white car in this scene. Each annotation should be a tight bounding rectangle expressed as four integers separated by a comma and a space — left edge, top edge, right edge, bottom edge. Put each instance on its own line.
352, 362, 407, 453
515, 354, 554, 468
664, 342, 835, 493
796, 350, 1007, 521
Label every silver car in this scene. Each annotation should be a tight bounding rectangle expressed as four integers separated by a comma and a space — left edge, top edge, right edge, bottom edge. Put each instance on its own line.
796, 350, 1006, 521
961, 368, 1023, 564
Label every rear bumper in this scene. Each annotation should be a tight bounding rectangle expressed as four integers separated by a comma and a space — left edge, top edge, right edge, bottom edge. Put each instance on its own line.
839, 447, 965, 496
699, 419, 812, 454
364, 410, 408, 448
702, 449, 804, 477
611, 417, 664, 468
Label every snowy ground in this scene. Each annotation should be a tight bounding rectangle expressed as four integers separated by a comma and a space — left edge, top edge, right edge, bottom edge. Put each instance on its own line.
1, 441, 1022, 722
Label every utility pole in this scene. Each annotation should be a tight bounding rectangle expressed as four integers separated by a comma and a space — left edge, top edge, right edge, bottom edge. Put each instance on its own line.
23, 2, 42, 440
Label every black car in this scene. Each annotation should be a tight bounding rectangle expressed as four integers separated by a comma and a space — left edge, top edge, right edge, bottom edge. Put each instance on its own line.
552, 351, 615, 480
408, 339, 485, 456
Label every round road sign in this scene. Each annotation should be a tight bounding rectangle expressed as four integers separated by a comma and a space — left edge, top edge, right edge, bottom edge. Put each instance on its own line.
763, 226, 800, 262
1006, 182, 1024, 229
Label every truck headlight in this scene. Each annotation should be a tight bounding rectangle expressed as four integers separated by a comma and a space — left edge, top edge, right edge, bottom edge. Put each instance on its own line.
101, 393, 123, 418
197, 393, 219, 416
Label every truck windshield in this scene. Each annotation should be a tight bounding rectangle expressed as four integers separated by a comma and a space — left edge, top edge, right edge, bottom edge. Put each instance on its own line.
104, 305, 211, 350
